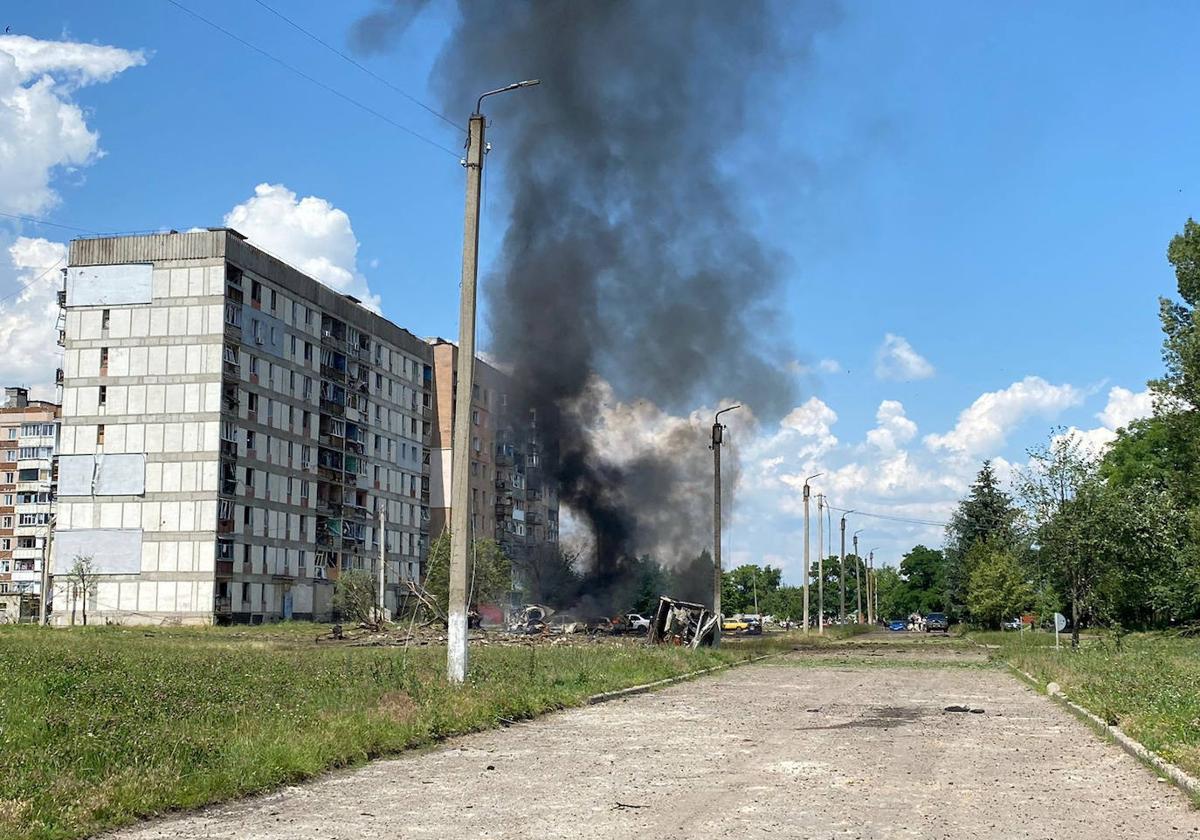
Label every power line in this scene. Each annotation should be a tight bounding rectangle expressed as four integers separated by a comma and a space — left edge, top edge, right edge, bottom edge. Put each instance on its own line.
825, 505, 949, 529
249, 0, 460, 131
163, 0, 461, 159
0, 259, 65, 308
0, 211, 100, 235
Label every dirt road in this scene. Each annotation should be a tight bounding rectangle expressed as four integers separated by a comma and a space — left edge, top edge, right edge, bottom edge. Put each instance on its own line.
108, 634, 1200, 839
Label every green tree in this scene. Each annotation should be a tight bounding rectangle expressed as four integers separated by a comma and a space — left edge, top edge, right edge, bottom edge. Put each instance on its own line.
721, 564, 782, 615
1152, 217, 1200, 409
513, 544, 582, 607
332, 569, 377, 625
965, 548, 1033, 630
874, 566, 910, 620
944, 461, 1020, 620
898, 545, 945, 614
425, 532, 513, 613
761, 586, 805, 622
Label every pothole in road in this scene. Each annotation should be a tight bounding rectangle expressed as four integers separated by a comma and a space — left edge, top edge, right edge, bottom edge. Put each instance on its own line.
803, 705, 926, 731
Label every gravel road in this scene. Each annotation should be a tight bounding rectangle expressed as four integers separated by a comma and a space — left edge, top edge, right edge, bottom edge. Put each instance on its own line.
106, 635, 1200, 839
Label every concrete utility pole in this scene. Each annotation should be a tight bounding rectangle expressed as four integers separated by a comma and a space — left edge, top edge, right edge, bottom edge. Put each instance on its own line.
853, 529, 863, 624
816, 494, 824, 635
868, 548, 878, 625
839, 511, 853, 624
38, 515, 54, 625
802, 473, 821, 634
377, 507, 387, 624
711, 404, 742, 648
448, 79, 540, 684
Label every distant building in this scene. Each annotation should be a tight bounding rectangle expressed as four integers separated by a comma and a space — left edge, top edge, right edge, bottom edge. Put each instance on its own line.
54, 229, 432, 625
0, 387, 59, 623
425, 339, 558, 587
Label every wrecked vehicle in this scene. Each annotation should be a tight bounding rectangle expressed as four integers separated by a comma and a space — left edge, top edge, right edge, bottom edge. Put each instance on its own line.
510, 604, 556, 634
647, 596, 719, 648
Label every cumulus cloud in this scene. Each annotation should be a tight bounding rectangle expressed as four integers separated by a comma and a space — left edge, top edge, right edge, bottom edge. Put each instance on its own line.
923, 376, 1083, 455
223, 184, 380, 310
0, 34, 145, 214
1060, 386, 1156, 455
874, 333, 935, 381
865, 399, 917, 451
0, 236, 66, 398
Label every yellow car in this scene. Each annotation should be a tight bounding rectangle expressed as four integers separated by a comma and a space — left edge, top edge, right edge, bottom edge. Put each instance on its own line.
722, 616, 751, 632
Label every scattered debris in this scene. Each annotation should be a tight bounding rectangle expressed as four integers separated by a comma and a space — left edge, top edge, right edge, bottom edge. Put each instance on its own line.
647, 596, 718, 648
944, 705, 985, 714
612, 802, 649, 810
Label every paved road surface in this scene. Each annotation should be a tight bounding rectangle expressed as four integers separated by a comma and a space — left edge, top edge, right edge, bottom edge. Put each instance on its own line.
107, 635, 1200, 839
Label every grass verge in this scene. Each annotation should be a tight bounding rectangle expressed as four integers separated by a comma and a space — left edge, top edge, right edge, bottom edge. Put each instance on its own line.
976, 630, 1200, 781
0, 624, 837, 839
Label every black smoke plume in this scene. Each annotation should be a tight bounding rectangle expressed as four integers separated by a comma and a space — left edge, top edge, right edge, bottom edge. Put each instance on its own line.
353, 0, 835, 608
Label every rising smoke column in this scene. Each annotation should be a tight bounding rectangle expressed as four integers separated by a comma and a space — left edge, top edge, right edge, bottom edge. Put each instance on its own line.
354, 1, 834, 599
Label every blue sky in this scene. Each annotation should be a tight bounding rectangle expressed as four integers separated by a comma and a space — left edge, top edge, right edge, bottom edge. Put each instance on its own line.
3, 1, 1198, 580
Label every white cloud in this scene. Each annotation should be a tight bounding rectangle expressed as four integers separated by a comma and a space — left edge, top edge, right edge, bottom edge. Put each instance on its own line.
0, 35, 145, 214
1097, 386, 1153, 431
923, 376, 1083, 455
865, 399, 917, 451
874, 333, 935, 381
223, 184, 380, 310
1059, 386, 1156, 455
781, 397, 838, 441
0, 236, 66, 398
789, 358, 842, 375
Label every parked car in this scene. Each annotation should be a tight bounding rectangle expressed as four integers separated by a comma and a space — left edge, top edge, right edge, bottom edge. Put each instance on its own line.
722, 616, 751, 632
925, 612, 949, 633
888, 619, 907, 632
626, 613, 651, 631
1002, 617, 1022, 631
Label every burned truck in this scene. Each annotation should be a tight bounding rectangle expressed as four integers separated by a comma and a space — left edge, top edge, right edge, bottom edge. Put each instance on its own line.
646, 596, 719, 648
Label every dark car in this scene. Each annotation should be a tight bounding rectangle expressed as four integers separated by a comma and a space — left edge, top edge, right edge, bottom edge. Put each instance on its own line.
888, 619, 907, 632
925, 612, 949, 633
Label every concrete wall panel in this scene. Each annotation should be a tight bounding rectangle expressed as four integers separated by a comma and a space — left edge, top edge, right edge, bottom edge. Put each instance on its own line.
67, 264, 152, 306
54, 528, 143, 574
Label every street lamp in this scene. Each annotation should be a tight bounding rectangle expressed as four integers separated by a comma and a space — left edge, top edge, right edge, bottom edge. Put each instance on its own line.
853, 528, 864, 624
868, 547, 879, 625
839, 510, 854, 623
802, 473, 822, 634
448, 79, 541, 685
710, 403, 741, 647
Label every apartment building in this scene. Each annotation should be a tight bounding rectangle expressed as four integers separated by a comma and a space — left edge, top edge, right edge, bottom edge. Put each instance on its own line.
0, 387, 58, 622
426, 339, 558, 576
54, 229, 432, 625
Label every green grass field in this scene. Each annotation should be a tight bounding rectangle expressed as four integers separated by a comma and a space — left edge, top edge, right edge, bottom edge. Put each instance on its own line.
978, 630, 1200, 780
0, 624, 831, 840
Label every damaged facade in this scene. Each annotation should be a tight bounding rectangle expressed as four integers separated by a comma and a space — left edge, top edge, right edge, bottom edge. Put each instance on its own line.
55, 229, 432, 625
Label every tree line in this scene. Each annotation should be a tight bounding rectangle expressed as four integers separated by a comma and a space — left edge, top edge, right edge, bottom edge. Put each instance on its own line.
880, 219, 1200, 645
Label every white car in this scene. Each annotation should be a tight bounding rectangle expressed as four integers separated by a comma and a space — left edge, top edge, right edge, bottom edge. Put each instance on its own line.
626, 613, 651, 631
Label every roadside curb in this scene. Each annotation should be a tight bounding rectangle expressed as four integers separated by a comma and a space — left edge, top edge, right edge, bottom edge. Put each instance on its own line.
586, 651, 784, 705
1002, 660, 1200, 801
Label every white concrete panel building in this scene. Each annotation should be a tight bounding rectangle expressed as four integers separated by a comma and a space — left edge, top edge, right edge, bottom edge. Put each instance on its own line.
55, 229, 432, 625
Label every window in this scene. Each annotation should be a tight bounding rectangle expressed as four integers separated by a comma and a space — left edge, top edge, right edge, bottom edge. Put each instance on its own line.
300, 480, 309, 499
304, 342, 312, 363
270, 289, 277, 311
270, 326, 277, 345
247, 393, 258, 413
472, 436, 481, 453
5, 428, 15, 439
221, 421, 237, 442
244, 506, 252, 525
290, 335, 298, 357
224, 303, 242, 327
251, 280, 262, 303
101, 309, 110, 331
96, 424, 105, 445
3, 473, 12, 484
0, 539, 9, 551
1, 517, 10, 529
223, 344, 239, 367
249, 356, 259, 376
244, 467, 254, 490
242, 582, 250, 602
2, 495, 11, 506
99, 347, 109, 372
246, 430, 256, 451
305, 307, 314, 326
303, 377, 313, 400
98, 386, 107, 406
472, 409, 480, 425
